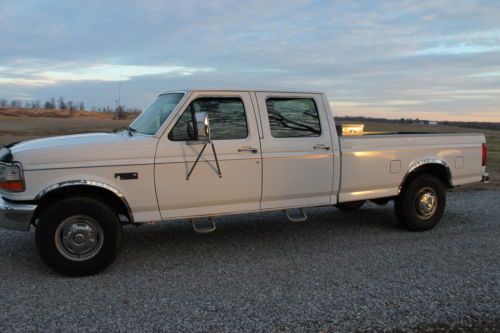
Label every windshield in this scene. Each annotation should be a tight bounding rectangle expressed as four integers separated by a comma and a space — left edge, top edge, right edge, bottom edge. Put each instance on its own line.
129, 93, 184, 135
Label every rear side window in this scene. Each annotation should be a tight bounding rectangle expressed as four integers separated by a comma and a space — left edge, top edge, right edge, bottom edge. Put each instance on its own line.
266, 98, 321, 138
169, 97, 248, 141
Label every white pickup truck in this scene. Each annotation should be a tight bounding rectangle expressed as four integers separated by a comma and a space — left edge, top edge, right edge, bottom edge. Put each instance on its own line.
0, 89, 489, 275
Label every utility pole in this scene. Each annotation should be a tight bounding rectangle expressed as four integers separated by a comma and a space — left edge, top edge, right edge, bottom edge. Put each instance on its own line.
118, 70, 122, 108
115, 69, 122, 120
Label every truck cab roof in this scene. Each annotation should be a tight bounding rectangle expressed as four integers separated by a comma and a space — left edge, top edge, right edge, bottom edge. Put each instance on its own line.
160, 88, 325, 95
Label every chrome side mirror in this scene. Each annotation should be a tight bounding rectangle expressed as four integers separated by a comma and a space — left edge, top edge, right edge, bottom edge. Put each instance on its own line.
195, 111, 211, 143
185, 111, 222, 180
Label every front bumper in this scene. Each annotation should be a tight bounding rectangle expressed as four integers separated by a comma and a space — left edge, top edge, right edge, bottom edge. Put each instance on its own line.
482, 172, 490, 184
0, 196, 37, 231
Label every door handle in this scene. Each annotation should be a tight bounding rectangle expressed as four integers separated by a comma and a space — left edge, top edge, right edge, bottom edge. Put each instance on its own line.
238, 146, 258, 153
313, 144, 331, 150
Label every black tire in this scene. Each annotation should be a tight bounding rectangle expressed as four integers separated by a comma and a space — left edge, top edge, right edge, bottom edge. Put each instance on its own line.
335, 200, 366, 211
395, 174, 446, 231
35, 196, 122, 276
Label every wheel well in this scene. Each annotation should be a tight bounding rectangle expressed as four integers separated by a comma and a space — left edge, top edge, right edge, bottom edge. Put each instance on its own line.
33, 185, 132, 224
401, 163, 452, 190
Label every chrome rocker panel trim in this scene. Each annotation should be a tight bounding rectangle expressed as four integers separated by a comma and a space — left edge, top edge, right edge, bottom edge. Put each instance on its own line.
0, 196, 37, 231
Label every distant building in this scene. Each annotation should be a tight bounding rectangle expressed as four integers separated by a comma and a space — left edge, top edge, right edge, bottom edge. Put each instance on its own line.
429, 121, 438, 125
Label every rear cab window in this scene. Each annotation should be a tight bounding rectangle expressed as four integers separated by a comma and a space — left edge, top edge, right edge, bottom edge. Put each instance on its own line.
265, 98, 321, 138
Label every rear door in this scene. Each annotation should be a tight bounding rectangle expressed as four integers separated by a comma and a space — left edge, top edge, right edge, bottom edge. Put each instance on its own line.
255, 92, 334, 209
155, 91, 262, 219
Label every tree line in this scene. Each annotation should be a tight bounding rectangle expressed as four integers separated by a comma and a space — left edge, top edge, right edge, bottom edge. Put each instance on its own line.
335, 115, 433, 125
0, 97, 141, 120
0, 97, 85, 111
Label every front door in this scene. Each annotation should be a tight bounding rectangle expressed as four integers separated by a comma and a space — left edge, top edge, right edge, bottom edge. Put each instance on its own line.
155, 91, 262, 219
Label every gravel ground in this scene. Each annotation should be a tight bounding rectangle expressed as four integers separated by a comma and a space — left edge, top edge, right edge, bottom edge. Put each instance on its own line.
1, 190, 499, 332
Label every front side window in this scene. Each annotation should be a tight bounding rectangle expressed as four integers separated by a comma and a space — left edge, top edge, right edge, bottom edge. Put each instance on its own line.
266, 98, 321, 138
169, 97, 248, 141
129, 93, 184, 135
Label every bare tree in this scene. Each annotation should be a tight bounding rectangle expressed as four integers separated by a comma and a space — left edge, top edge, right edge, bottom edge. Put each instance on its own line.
114, 105, 123, 120
0, 98, 7, 107
68, 101, 74, 118
10, 100, 22, 108
31, 100, 41, 109
58, 96, 67, 110
79, 101, 85, 111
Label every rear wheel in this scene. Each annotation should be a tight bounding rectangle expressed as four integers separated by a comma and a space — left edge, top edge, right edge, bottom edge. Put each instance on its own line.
335, 200, 366, 211
395, 174, 446, 231
35, 197, 122, 276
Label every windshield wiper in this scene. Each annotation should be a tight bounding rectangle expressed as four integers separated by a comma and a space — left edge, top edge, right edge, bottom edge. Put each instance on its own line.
126, 126, 137, 137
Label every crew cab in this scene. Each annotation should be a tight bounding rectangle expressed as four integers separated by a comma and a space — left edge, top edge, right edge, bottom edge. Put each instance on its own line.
0, 89, 489, 275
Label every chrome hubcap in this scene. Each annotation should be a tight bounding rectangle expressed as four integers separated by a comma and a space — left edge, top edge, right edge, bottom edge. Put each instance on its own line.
415, 187, 438, 220
55, 215, 104, 261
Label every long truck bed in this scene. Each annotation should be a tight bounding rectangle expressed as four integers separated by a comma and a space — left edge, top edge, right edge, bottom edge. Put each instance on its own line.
338, 133, 485, 202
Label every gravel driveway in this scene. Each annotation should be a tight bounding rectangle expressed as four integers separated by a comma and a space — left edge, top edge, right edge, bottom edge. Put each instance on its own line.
1, 190, 499, 332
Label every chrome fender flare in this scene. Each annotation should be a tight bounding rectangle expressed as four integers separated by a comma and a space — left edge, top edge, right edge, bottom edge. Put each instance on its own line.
399, 159, 452, 192
35, 180, 134, 223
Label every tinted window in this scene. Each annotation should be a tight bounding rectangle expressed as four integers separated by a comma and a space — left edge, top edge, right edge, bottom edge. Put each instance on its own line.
169, 97, 248, 141
266, 98, 321, 138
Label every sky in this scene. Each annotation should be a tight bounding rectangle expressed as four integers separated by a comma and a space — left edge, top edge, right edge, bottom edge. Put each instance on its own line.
1, 0, 499, 121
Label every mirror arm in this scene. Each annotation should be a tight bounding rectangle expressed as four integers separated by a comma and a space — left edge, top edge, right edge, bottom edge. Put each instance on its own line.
186, 142, 222, 181
210, 142, 222, 178
186, 142, 208, 180
185, 110, 221, 180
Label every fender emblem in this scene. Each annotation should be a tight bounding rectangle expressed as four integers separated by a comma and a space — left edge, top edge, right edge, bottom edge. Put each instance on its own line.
114, 173, 138, 180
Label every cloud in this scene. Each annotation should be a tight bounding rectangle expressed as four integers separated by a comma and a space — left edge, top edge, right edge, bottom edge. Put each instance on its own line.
0, 62, 215, 86
0, 0, 499, 121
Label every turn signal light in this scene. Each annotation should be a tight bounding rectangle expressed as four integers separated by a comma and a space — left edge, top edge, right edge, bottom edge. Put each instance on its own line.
0, 181, 24, 192
0, 162, 25, 192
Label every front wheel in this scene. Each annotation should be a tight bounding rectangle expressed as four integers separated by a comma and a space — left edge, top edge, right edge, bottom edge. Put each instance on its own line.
35, 197, 122, 276
395, 174, 446, 231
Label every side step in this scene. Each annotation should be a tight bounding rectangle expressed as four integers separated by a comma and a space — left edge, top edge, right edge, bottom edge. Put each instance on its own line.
191, 217, 216, 234
284, 208, 308, 223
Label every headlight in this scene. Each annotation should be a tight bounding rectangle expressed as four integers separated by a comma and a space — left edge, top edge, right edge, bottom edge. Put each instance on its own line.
0, 162, 24, 192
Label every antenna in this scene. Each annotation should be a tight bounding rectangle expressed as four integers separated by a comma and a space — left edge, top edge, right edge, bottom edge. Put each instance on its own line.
118, 70, 122, 108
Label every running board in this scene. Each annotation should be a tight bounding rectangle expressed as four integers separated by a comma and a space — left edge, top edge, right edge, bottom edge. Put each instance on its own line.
284, 208, 308, 223
191, 217, 216, 234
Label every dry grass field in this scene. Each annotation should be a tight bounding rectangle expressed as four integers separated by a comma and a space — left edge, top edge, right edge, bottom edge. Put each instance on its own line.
0, 108, 136, 145
0, 110, 498, 189
0, 107, 137, 119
